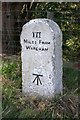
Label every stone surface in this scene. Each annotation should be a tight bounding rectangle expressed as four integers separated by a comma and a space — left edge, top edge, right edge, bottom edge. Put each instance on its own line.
20, 19, 62, 98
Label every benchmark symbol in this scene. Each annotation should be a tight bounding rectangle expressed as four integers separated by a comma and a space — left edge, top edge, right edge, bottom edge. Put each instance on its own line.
32, 73, 43, 85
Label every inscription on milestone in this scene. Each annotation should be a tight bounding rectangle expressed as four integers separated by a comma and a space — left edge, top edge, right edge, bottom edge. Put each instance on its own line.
24, 32, 50, 51
32, 32, 41, 38
32, 73, 43, 85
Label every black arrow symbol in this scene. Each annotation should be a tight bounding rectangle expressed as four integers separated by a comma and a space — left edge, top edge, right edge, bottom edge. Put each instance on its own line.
32, 74, 43, 85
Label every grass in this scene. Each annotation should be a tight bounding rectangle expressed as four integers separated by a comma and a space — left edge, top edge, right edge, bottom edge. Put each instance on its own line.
1, 55, 79, 119
63, 67, 79, 91
2, 56, 22, 81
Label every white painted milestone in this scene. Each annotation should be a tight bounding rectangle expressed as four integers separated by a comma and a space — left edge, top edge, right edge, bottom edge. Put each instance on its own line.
20, 19, 62, 98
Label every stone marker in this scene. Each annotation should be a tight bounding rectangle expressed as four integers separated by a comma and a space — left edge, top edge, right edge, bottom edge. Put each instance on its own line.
20, 19, 62, 98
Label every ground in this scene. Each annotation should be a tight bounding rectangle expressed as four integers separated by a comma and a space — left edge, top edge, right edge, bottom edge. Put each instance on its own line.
0, 55, 79, 119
